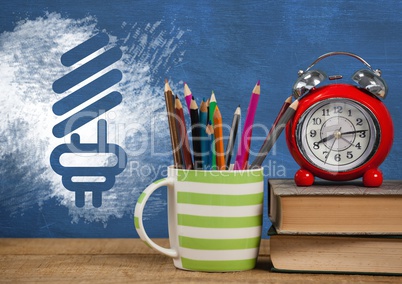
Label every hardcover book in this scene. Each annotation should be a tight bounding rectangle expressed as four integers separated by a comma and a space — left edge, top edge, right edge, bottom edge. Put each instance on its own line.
269, 226, 402, 275
268, 179, 402, 235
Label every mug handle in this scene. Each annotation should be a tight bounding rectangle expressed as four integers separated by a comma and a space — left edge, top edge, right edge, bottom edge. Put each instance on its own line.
134, 177, 178, 258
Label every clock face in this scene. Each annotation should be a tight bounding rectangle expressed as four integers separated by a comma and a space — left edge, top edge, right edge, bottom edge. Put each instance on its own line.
296, 98, 380, 172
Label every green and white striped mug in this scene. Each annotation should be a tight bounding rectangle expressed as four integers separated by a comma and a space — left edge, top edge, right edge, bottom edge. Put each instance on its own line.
134, 165, 264, 272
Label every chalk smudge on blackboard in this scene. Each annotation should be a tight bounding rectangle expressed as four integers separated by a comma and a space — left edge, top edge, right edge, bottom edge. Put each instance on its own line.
0, 12, 186, 225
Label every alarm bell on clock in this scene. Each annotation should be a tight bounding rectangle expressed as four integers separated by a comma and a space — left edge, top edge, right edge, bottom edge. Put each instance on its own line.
285, 51, 393, 187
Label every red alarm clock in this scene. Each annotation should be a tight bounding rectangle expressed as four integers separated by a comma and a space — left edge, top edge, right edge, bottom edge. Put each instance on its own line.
286, 52, 393, 187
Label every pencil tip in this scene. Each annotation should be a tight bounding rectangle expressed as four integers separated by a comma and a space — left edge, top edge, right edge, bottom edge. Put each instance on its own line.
199, 100, 207, 112
190, 97, 198, 109
184, 82, 192, 97
290, 99, 299, 109
175, 95, 183, 109
210, 91, 216, 102
206, 120, 214, 135
252, 81, 261, 95
164, 79, 172, 92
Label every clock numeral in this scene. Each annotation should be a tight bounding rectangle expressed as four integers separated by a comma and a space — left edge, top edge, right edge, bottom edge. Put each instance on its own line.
356, 118, 363, 126
334, 153, 341, 162
323, 151, 329, 159
312, 118, 322, 125
348, 109, 352, 117
346, 151, 353, 159
313, 142, 320, 149
310, 130, 317, 137
333, 106, 343, 113
359, 131, 366, 138
322, 108, 330, 116
355, 142, 362, 150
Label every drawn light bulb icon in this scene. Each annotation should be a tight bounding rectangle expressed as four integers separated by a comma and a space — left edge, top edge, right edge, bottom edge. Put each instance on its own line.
51, 33, 127, 207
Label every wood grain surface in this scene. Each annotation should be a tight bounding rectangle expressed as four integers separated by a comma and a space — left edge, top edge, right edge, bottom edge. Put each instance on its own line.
1, 239, 400, 283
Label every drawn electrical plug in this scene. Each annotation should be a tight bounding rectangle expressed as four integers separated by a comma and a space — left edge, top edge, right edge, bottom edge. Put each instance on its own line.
50, 119, 127, 208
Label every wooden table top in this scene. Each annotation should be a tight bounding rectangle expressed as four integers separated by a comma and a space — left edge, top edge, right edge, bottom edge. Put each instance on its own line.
0, 238, 400, 283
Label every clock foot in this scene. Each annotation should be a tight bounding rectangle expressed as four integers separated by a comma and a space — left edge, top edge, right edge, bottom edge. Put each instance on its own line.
294, 169, 315, 186
363, 169, 383, 187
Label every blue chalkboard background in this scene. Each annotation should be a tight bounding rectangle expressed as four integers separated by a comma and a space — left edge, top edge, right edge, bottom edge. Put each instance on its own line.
0, 0, 401, 238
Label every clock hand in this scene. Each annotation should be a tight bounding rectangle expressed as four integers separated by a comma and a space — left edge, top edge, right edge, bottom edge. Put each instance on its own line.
324, 127, 342, 164
340, 136, 356, 147
341, 129, 368, 135
317, 129, 368, 145
316, 133, 335, 144
324, 137, 337, 164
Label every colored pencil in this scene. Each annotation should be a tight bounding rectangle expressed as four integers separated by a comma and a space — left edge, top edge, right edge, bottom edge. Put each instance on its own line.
190, 97, 202, 169
234, 81, 261, 170
206, 98, 210, 120
164, 80, 183, 169
183, 82, 193, 114
250, 99, 299, 169
199, 99, 210, 170
213, 106, 225, 170
208, 91, 217, 170
206, 120, 214, 169
225, 105, 241, 170
250, 96, 292, 169
175, 95, 194, 169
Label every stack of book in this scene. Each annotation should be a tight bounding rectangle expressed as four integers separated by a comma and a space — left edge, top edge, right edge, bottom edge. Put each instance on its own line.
268, 179, 402, 275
